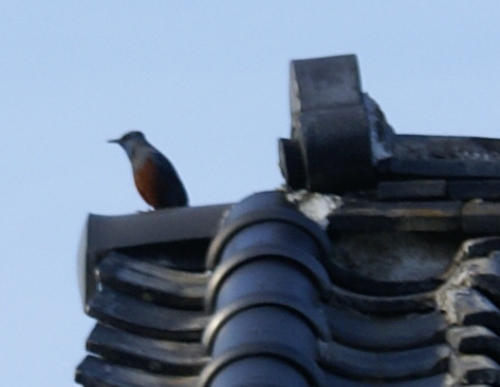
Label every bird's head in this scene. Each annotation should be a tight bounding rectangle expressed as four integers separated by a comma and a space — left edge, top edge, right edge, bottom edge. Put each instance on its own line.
108, 131, 147, 158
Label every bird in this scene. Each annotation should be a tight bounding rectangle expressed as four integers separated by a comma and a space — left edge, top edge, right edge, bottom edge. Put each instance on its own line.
108, 131, 189, 209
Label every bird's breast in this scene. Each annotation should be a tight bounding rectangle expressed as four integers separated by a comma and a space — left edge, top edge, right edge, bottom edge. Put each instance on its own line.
133, 157, 169, 208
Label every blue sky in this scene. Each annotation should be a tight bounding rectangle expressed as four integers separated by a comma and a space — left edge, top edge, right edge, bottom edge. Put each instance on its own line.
1, 1, 500, 385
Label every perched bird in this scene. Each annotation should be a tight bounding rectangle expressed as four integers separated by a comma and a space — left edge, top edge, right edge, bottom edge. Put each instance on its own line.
108, 131, 189, 209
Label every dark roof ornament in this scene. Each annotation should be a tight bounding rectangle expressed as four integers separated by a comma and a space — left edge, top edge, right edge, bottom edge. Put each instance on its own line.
280, 54, 500, 193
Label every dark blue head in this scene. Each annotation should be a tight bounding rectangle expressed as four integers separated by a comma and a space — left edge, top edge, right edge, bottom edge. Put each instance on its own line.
108, 131, 145, 144
108, 131, 149, 158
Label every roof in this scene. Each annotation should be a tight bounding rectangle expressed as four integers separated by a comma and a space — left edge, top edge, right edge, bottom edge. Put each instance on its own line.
75, 54, 500, 386
76, 191, 500, 386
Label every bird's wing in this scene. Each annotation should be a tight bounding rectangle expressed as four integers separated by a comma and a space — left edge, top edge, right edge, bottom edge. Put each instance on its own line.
149, 151, 189, 206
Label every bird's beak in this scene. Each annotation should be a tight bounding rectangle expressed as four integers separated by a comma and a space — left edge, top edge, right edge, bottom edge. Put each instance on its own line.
107, 138, 120, 144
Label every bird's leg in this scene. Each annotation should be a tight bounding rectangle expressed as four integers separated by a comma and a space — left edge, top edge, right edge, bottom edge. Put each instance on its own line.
136, 206, 155, 214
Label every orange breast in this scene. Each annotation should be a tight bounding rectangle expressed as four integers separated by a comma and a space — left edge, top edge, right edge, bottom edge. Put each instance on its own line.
133, 158, 169, 208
